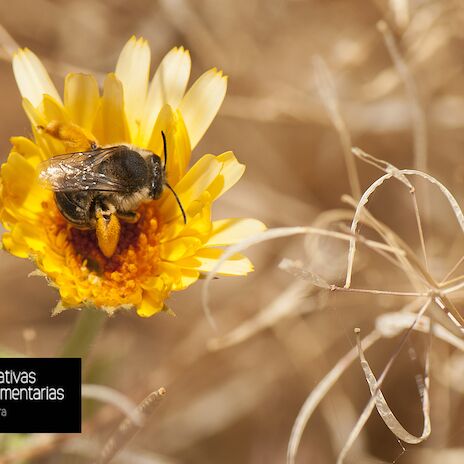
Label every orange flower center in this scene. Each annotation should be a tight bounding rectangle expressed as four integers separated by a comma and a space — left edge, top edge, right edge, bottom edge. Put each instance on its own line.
41, 199, 165, 307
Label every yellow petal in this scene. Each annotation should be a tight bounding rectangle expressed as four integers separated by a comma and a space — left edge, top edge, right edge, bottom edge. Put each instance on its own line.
115, 36, 151, 140
40, 94, 70, 123
159, 154, 222, 223
93, 73, 130, 145
13, 48, 62, 107
10, 136, 47, 165
1, 151, 37, 208
206, 218, 266, 247
22, 98, 64, 156
170, 109, 192, 182
40, 247, 67, 276
5, 222, 47, 257
179, 68, 227, 149
180, 248, 254, 275
140, 47, 191, 146
137, 296, 164, 317
160, 236, 203, 261
2, 232, 30, 258
160, 198, 212, 243
208, 151, 245, 200
146, 104, 176, 167
64, 73, 99, 131
175, 268, 200, 290
146, 106, 191, 185
22, 97, 46, 127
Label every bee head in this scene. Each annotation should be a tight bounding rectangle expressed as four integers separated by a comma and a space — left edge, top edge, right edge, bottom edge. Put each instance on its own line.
149, 132, 187, 224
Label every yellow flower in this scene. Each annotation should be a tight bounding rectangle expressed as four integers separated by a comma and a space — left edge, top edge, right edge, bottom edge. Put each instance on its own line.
0, 36, 265, 317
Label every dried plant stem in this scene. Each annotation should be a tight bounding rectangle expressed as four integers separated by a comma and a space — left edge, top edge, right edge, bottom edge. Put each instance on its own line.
336, 299, 432, 463
82, 384, 144, 426
98, 388, 167, 464
411, 192, 429, 271
208, 280, 310, 351
442, 256, 464, 283
313, 56, 361, 200
378, 20, 427, 172
60, 308, 106, 359
328, 285, 429, 297
344, 170, 398, 288
376, 312, 464, 353
440, 274, 464, 288
343, 153, 464, 335
440, 279, 464, 295
286, 330, 382, 464
203, 226, 405, 329
342, 195, 426, 290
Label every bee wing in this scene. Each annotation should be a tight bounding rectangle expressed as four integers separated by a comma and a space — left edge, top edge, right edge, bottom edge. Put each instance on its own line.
38, 147, 129, 192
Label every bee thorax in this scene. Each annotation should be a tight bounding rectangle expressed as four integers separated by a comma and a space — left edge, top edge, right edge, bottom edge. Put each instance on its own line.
113, 187, 150, 212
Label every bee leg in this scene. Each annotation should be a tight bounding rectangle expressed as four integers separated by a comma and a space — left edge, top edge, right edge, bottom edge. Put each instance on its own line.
117, 211, 140, 224
95, 206, 121, 258
37, 121, 97, 151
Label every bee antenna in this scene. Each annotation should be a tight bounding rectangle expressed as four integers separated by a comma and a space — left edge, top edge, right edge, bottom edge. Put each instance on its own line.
165, 182, 187, 224
161, 130, 167, 171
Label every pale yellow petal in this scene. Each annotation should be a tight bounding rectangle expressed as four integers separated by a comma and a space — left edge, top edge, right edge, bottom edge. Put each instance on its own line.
208, 151, 245, 200
140, 47, 191, 145
179, 249, 253, 276
64, 73, 99, 131
179, 68, 227, 149
13, 48, 62, 107
206, 218, 266, 247
92, 73, 130, 145
115, 36, 151, 140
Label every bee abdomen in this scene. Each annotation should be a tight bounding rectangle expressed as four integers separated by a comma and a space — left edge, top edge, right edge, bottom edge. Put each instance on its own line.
54, 191, 95, 228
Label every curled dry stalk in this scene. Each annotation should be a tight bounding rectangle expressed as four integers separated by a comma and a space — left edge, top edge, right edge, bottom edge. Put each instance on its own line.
336, 300, 432, 464
344, 148, 464, 336
285, 150, 464, 463
202, 144, 464, 463
202, 11, 461, 460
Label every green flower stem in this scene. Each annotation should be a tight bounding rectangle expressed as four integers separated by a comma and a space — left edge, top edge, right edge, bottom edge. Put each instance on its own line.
61, 308, 106, 359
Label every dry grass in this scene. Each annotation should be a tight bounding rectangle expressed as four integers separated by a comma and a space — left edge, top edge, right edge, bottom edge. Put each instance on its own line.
1, 0, 464, 463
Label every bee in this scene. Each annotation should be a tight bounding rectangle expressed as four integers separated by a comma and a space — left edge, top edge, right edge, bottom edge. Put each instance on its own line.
38, 131, 186, 258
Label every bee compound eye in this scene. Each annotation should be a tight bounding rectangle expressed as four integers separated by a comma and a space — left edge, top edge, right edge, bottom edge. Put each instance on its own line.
149, 155, 164, 199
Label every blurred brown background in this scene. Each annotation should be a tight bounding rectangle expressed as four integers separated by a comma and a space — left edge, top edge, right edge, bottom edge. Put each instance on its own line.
1, 0, 464, 463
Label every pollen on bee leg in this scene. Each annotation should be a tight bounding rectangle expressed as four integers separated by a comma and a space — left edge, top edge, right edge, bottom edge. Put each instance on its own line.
38, 121, 96, 151
96, 211, 121, 258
